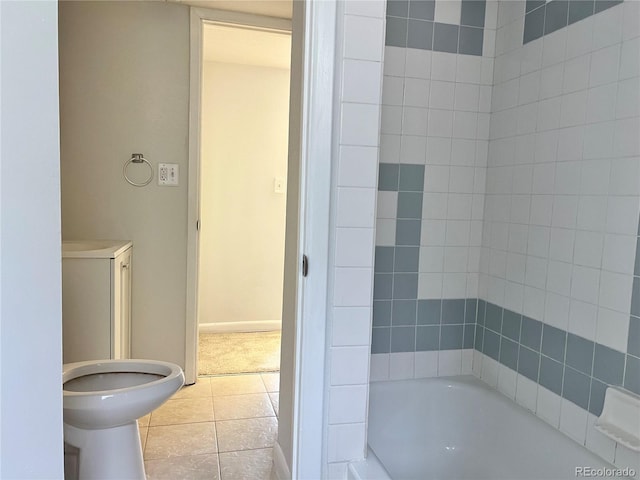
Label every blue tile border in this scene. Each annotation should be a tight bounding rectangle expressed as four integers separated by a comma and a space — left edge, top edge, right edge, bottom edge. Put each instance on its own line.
523, 0, 624, 45
385, 0, 486, 56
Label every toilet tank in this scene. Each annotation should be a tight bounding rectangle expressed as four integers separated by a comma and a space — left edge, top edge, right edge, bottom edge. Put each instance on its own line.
62, 240, 133, 363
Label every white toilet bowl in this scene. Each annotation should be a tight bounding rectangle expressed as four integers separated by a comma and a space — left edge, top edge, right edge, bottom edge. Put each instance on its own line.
63, 359, 185, 480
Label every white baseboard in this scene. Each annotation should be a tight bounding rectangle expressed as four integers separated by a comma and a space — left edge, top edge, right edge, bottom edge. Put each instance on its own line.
199, 320, 281, 334
271, 441, 291, 480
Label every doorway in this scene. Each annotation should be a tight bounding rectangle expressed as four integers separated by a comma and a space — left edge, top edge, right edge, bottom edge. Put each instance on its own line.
197, 22, 291, 377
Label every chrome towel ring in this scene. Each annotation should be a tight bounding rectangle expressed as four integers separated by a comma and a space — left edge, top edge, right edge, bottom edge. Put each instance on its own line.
123, 153, 153, 187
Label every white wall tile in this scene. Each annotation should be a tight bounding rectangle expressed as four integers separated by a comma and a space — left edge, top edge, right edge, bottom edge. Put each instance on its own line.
343, 14, 384, 61
434, 0, 462, 24
586, 83, 617, 124
536, 385, 562, 428
516, 374, 538, 413
568, 300, 598, 341
330, 346, 370, 385
336, 187, 376, 228
585, 413, 616, 464
589, 43, 620, 87
332, 306, 372, 347
602, 233, 636, 275
343, 59, 383, 104
375, 218, 396, 246
333, 268, 373, 307
405, 48, 431, 79
389, 352, 415, 380
404, 78, 430, 108
344, 0, 385, 18
329, 385, 368, 424
327, 423, 366, 462
335, 228, 375, 267
431, 52, 457, 82
342, 102, 381, 145
369, 353, 390, 381
596, 307, 630, 352
591, 2, 623, 50
384, 46, 406, 77
414, 351, 438, 378
498, 364, 517, 399
559, 398, 588, 445
338, 145, 378, 188
599, 268, 633, 313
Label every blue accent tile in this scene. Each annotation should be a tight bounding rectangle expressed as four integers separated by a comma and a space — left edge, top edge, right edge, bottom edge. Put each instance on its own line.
378, 163, 400, 191
483, 329, 500, 361
375, 246, 395, 273
372, 327, 391, 354
433, 22, 459, 53
387, 0, 409, 17
391, 326, 416, 352
593, 344, 624, 385
594, 0, 623, 13
461, 0, 486, 27
441, 325, 464, 350
518, 346, 540, 382
563, 367, 591, 410
373, 300, 392, 327
373, 273, 393, 300
458, 26, 484, 56
477, 300, 486, 326
394, 246, 420, 272
474, 325, 485, 350
409, 0, 435, 20
500, 337, 519, 370
386, 16, 408, 48
399, 164, 425, 191
523, 5, 546, 44
485, 303, 503, 333
465, 299, 478, 324
397, 192, 424, 219
392, 273, 418, 299
565, 333, 594, 376
417, 325, 440, 351
539, 356, 564, 395
628, 316, 640, 357
568, 0, 595, 24
526, 0, 546, 12
589, 378, 608, 416
417, 299, 441, 325
631, 276, 640, 317
407, 19, 434, 50
463, 324, 475, 349
624, 355, 640, 395
541, 325, 567, 363
544, 1, 569, 35
502, 310, 522, 342
442, 299, 466, 324
396, 219, 421, 246
392, 299, 417, 326
521, 316, 542, 352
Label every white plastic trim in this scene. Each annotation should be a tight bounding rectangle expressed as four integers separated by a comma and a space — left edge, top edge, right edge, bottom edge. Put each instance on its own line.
595, 387, 640, 452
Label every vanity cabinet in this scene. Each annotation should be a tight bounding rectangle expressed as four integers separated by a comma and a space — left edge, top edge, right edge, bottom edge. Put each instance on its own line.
62, 241, 132, 363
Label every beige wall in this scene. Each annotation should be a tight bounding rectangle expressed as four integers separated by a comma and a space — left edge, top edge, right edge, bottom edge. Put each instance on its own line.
199, 61, 289, 326
59, 1, 190, 367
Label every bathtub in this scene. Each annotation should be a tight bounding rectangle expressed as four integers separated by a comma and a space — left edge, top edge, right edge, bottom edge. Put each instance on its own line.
349, 376, 614, 480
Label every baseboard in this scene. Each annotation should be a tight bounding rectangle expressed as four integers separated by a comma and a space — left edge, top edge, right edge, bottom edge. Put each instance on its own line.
199, 320, 282, 334
271, 441, 291, 480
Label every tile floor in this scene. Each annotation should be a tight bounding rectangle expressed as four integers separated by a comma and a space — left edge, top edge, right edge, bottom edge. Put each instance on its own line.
139, 373, 279, 480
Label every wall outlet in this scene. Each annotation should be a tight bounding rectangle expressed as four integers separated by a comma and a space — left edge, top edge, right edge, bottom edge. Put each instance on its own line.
158, 163, 179, 186
274, 176, 285, 194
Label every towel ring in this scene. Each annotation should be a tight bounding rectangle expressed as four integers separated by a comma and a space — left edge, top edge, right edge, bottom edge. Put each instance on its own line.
123, 153, 153, 187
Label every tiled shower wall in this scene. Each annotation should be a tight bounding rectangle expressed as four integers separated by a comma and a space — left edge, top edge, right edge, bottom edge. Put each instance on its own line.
475, 0, 640, 472
371, 0, 497, 378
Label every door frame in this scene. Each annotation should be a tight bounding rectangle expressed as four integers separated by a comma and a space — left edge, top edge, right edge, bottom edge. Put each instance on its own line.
186, 3, 336, 477
185, 6, 292, 386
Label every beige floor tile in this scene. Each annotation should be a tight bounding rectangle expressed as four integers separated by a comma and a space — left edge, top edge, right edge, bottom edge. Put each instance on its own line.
210, 375, 266, 396
145, 453, 220, 480
150, 397, 214, 426
145, 422, 217, 459
261, 373, 279, 393
216, 417, 278, 453
219, 448, 272, 480
139, 413, 151, 428
213, 393, 275, 421
172, 377, 212, 400
268, 393, 279, 417
139, 426, 148, 452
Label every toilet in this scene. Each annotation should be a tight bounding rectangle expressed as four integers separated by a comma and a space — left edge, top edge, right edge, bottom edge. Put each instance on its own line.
63, 359, 185, 479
